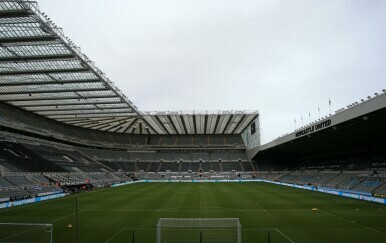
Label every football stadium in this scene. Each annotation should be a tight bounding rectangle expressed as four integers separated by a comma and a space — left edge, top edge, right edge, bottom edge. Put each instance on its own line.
0, 1, 386, 243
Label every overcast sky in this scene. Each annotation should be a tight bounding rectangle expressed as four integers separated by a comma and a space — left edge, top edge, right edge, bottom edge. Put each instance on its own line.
38, 0, 385, 144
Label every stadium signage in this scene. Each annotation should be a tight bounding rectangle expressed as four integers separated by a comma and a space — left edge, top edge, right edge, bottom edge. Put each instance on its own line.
0, 193, 66, 209
111, 181, 140, 187
295, 119, 332, 137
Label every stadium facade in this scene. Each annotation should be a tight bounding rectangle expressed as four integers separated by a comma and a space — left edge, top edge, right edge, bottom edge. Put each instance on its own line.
0, 0, 386, 210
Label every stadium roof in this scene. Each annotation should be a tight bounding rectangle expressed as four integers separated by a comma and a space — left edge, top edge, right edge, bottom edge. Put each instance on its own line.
0, 1, 258, 135
246, 92, 386, 159
100, 111, 258, 135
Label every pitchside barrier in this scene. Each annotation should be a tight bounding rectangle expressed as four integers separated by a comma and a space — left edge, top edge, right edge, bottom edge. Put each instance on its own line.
0, 180, 136, 209
144, 179, 386, 204
0, 223, 52, 243
0, 193, 67, 209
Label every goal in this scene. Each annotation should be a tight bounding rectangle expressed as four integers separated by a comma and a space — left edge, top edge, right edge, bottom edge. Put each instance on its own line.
0, 223, 53, 243
157, 218, 241, 243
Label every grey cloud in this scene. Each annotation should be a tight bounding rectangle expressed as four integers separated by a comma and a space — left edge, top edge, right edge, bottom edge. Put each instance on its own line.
38, 0, 386, 143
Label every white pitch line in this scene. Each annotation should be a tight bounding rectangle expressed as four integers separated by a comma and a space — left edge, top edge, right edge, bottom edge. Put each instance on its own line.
104, 228, 127, 243
0, 209, 87, 242
242, 227, 295, 242
87, 208, 312, 213
48, 209, 88, 223
104, 227, 154, 243
274, 228, 295, 243
318, 209, 386, 237
104, 227, 295, 243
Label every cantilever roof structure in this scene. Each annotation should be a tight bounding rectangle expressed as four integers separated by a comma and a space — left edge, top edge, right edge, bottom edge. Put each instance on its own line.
70, 111, 258, 135
0, 1, 137, 113
0, 1, 258, 135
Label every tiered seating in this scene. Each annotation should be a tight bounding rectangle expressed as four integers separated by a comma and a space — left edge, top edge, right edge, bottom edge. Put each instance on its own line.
254, 172, 283, 180
374, 183, 386, 196
211, 152, 225, 161
221, 162, 242, 172
72, 174, 90, 183
261, 170, 386, 195
100, 162, 120, 171
28, 185, 63, 195
210, 162, 221, 172
88, 174, 126, 187
241, 162, 254, 171
339, 178, 361, 189
0, 159, 22, 172
352, 177, 383, 193
160, 162, 179, 172
180, 162, 191, 172
191, 153, 205, 161
312, 172, 340, 185
116, 162, 136, 172
278, 174, 298, 183
323, 173, 354, 188
147, 162, 160, 172
114, 174, 129, 180
201, 162, 211, 172
292, 173, 316, 183
156, 153, 174, 161
45, 174, 85, 185
228, 153, 247, 160
77, 147, 252, 173
4, 176, 35, 186
137, 162, 150, 172
43, 173, 129, 187
23, 144, 109, 173
0, 142, 66, 172
102, 161, 136, 172
0, 189, 30, 200
0, 177, 15, 189
80, 148, 119, 160
190, 162, 200, 172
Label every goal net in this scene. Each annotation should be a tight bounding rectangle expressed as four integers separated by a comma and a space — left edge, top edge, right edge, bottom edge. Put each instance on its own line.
0, 223, 53, 243
157, 218, 241, 243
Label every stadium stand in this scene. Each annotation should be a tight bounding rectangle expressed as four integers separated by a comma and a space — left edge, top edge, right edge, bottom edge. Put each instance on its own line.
0, 0, 385, 208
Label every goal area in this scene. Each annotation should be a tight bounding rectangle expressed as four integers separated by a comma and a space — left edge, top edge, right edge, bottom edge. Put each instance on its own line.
0, 223, 53, 243
157, 218, 241, 243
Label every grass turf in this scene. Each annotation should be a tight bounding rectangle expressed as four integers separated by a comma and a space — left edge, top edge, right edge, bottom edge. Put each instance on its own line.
0, 182, 385, 243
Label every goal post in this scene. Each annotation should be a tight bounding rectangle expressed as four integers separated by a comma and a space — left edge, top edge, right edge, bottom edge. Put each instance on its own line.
157, 218, 241, 243
0, 223, 53, 243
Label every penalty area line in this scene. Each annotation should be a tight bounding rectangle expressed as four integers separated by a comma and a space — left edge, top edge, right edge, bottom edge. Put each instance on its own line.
274, 228, 295, 243
244, 228, 295, 243
104, 227, 149, 243
104, 228, 128, 243
0, 209, 88, 242
318, 209, 386, 237
88, 208, 312, 213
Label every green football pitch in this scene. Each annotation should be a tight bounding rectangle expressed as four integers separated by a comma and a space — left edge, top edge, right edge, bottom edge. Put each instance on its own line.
0, 182, 385, 243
